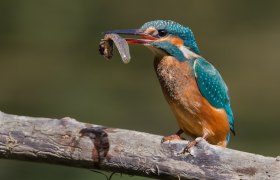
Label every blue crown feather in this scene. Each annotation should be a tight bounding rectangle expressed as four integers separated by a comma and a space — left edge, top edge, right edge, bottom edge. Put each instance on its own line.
140, 20, 200, 54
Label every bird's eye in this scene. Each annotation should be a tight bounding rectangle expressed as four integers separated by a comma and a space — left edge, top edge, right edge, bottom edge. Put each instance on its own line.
158, 29, 168, 37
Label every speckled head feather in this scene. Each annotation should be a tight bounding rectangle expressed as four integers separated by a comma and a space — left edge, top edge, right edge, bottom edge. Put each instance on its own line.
140, 20, 200, 54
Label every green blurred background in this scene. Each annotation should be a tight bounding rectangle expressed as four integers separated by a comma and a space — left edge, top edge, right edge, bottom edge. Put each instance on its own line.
0, 0, 279, 179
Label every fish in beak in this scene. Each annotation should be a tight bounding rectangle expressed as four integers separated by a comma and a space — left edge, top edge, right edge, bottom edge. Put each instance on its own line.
99, 29, 157, 63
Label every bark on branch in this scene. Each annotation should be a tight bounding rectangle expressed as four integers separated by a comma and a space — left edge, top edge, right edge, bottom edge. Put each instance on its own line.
0, 111, 279, 179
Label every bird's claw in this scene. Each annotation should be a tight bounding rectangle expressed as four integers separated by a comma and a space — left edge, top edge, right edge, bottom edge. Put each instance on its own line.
182, 140, 197, 153
180, 138, 204, 155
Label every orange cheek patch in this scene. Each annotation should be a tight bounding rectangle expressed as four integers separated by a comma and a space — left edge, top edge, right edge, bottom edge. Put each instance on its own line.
160, 37, 184, 47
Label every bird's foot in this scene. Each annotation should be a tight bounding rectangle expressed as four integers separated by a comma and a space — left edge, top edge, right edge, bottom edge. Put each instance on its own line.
181, 137, 204, 154
182, 140, 197, 154
161, 134, 185, 143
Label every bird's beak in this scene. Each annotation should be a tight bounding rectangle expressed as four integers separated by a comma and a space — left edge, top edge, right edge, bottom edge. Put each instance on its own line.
104, 29, 157, 44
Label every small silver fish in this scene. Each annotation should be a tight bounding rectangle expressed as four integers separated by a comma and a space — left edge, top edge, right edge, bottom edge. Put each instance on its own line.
99, 33, 131, 64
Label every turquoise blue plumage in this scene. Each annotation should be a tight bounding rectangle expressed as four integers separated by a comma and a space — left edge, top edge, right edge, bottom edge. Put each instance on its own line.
194, 57, 235, 139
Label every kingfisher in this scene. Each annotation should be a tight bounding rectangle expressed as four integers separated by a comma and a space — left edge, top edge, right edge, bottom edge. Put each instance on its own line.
105, 20, 235, 148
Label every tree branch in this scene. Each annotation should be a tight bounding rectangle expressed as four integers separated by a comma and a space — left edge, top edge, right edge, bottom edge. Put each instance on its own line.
0, 111, 279, 179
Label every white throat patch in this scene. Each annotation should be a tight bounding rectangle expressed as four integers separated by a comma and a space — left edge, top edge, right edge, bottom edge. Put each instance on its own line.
179, 46, 199, 59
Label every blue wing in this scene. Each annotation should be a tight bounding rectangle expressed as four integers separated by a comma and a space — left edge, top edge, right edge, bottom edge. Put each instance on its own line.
193, 57, 235, 138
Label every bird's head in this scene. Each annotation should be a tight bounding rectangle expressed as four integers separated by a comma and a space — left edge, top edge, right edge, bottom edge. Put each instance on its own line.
105, 20, 200, 61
